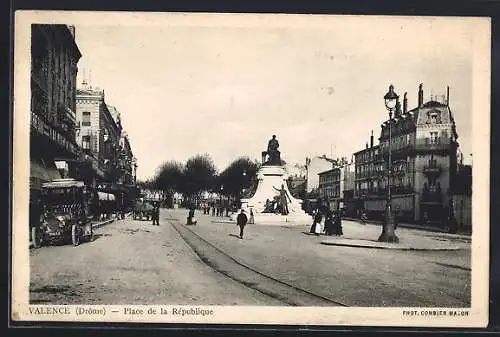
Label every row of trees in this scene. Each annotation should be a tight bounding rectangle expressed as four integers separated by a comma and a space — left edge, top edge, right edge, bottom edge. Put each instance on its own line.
137, 154, 260, 201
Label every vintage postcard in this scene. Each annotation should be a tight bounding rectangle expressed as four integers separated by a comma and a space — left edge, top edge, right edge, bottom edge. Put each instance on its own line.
11, 11, 490, 327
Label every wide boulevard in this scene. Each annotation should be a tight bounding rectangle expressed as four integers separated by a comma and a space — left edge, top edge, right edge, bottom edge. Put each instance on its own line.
30, 208, 471, 307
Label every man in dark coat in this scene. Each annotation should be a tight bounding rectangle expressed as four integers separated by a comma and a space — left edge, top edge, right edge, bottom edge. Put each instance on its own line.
236, 209, 248, 239
187, 206, 197, 225
323, 210, 335, 236
333, 211, 343, 236
152, 201, 160, 225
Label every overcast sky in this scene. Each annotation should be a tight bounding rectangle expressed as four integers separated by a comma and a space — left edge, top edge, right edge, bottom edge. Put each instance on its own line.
73, 15, 474, 180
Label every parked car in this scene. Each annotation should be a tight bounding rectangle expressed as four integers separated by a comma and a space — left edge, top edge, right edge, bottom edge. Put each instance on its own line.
32, 179, 94, 247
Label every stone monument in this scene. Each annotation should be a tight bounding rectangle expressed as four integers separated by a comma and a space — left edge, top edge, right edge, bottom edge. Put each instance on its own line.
231, 135, 311, 224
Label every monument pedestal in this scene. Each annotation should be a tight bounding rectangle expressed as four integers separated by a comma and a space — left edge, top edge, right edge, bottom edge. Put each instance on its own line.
231, 165, 312, 225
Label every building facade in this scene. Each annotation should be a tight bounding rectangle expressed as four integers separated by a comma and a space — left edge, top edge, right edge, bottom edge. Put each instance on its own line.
75, 82, 109, 186
353, 84, 465, 227
305, 155, 337, 195
318, 159, 355, 213
75, 82, 136, 188
318, 168, 341, 211
30, 24, 82, 196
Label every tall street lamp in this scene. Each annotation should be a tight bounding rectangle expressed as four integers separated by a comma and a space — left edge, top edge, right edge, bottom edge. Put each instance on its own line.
378, 84, 399, 243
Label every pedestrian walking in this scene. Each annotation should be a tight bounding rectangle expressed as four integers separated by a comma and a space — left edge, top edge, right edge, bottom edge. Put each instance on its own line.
236, 209, 248, 239
333, 211, 343, 236
212, 204, 216, 216
248, 209, 255, 224
315, 209, 325, 235
323, 210, 335, 236
360, 209, 368, 224
151, 201, 160, 225
187, 206, 197, 225
310, 209, 322, 234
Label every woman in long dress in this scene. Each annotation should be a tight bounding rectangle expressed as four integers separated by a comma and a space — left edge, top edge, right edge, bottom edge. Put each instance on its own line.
310, 209, 322, 234
314, 210, 324, 235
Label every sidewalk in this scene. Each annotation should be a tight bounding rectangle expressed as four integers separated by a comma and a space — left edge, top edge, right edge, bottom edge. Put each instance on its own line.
342, 216, 471, 240
320, 219, 468, 251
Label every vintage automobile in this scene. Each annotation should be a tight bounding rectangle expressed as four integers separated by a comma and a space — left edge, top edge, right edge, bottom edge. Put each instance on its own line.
32, 179, 94, 247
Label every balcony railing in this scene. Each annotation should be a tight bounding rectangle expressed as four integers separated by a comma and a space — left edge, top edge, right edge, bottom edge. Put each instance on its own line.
31, 111, 79, 157
423, 162, 442, 175
376, 186, 414, 196
415, 138, 452, 152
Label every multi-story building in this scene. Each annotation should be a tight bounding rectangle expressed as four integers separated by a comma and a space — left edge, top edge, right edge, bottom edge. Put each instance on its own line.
354, 83, 464, 227
115, 130, 135, 185
318, 168, 341, 210
318, 158, 354, 212
30, 24, 82, 195
75, 81, 123, 185
353, 132, 382, 217
305, 155, 337, 195
75, 82, 137, 190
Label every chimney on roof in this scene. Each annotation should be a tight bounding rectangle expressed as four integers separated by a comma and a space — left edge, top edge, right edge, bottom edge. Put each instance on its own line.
366, 142, 368, 149
418, 83, 424, 107
370, 130, 374, 148
395, 97, 401, 117
447, 86, 450, 106
403, 92, 408, 113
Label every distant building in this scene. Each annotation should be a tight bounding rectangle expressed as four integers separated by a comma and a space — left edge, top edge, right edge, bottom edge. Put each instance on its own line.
305, 155, 337, 195
354, 131, 381, 199
318, 158, 355, 212
287, 176, 306, 199
30, 24, 82, 196
318, 168, 340, 210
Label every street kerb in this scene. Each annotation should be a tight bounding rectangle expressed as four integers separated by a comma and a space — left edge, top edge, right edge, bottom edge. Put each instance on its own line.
320, 237, 462, 251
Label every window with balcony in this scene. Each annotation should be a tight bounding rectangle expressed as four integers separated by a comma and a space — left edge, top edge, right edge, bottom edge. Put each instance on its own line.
430, 132, 439, 144
82, 135, 91, 150
82, 111, 91, 126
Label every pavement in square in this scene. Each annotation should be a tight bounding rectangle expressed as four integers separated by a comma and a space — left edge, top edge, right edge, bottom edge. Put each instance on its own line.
174, 208, 471, 307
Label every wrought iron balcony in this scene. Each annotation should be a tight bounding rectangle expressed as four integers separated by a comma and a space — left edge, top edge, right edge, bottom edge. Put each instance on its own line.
415, 138, 453, 153
423, 162, 442, 175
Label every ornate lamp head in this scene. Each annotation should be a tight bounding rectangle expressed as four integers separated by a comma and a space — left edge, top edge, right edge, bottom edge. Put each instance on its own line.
384, 84, 399, 111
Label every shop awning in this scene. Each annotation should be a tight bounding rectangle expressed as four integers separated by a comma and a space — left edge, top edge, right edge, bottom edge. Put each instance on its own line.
30, 158, 61, 190
97, 191, 116, 201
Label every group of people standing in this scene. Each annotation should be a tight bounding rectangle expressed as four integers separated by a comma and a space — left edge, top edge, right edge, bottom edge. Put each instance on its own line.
309, 207, 343, 236
202, 201, 231, 217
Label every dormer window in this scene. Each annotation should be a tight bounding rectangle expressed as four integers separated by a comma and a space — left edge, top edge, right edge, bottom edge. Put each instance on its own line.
428, 110, 441, 124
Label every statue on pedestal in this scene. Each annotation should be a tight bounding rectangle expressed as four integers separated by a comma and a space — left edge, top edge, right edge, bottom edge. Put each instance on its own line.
273, 184, 291, 215
262, 135, 282, 166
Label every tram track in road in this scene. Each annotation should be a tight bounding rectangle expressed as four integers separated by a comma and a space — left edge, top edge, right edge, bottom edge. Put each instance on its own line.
168, 218, 349, 307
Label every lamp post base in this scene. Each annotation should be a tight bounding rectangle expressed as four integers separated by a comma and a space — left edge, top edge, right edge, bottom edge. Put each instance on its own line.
377, 204, 399, 243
